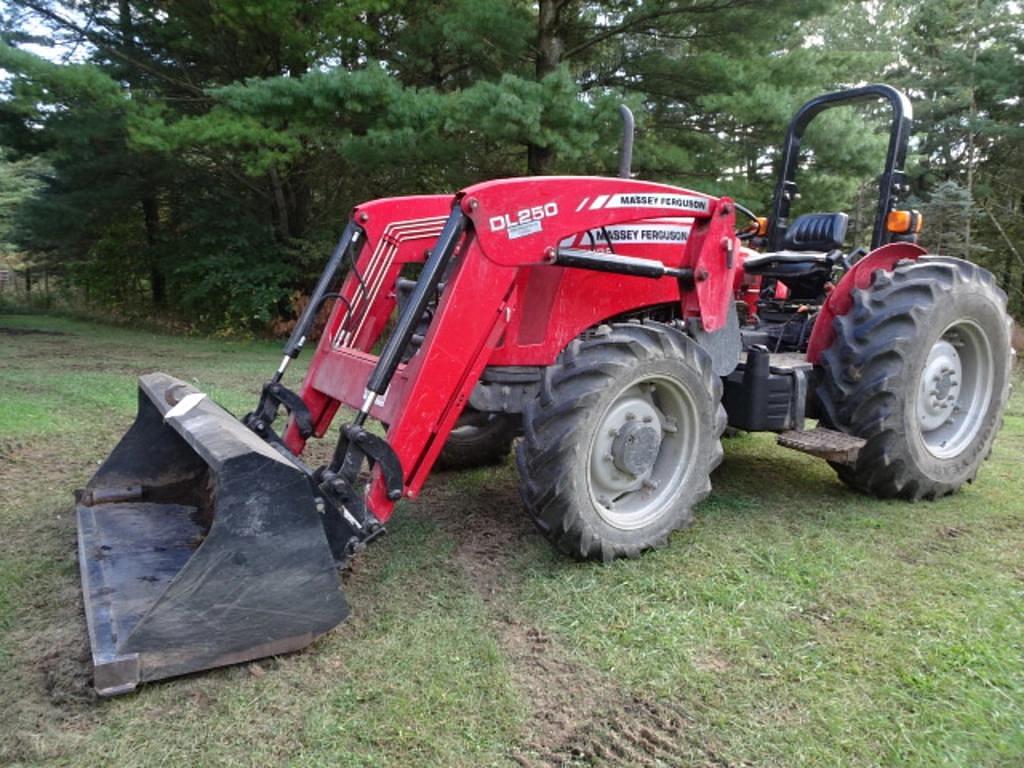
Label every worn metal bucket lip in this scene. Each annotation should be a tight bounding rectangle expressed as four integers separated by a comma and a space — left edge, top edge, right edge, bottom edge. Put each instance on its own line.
140, 372, 292, 470
77, 373, 349, 696
77, 507, 141, 696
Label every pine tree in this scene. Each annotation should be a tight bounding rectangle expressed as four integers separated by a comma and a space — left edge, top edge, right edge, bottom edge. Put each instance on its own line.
4, 0, 1019, 326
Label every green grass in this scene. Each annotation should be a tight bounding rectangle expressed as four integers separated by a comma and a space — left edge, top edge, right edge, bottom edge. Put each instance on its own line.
1, 313, 1022, 767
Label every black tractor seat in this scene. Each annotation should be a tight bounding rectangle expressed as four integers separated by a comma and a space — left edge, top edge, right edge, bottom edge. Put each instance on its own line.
744, 212, 849, 299
778, 212, 848, 252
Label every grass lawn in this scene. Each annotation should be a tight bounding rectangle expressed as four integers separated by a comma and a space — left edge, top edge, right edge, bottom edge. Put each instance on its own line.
1, 312, 1021, 767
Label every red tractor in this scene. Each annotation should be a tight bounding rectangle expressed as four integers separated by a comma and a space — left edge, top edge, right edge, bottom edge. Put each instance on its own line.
76, 85, 1014, 695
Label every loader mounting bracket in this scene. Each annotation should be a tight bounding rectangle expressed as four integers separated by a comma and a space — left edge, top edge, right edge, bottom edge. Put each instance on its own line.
321, 425, 403, 502
245, 382, 315, 440
313, 425, 403, 563
334, 425, 405, 502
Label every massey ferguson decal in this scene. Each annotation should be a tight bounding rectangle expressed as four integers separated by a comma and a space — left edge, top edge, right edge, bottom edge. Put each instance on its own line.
577, 193, 710, 214
489, 202, 559, 239
560, 220, 692, 248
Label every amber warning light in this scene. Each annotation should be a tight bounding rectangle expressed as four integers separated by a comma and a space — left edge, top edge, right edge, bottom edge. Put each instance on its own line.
886, 209, 924, 235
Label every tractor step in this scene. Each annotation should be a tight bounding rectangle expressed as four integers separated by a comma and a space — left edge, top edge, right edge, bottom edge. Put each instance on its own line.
777, 427, 865, 465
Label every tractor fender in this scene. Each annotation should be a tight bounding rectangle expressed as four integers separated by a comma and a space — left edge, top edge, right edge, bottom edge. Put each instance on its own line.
805, 242, 927, 363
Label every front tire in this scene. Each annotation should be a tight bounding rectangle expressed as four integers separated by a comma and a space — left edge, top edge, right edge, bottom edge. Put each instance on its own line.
817, 257, 1013, 500
517, 322, 726, 561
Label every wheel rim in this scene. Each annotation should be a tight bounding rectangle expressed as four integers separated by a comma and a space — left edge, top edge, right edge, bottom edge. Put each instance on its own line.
587, 375, 698, 530
915, 320, 994, 459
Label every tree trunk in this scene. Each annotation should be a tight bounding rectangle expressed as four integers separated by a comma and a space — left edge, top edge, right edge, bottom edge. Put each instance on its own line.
142, 195, 165, 306
123, 0, 165, 307
964, 0, 981, 256
268, 166, 291, 242
284, 160, 310, 239
985, 203, 1023, 289
529, 0, 564, 175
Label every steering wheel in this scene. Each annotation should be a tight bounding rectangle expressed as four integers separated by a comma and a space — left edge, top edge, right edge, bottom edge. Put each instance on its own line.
733, 202, 763, 241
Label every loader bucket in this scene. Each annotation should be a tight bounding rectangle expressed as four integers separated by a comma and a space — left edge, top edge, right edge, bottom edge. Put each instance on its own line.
75, 372, 348, 696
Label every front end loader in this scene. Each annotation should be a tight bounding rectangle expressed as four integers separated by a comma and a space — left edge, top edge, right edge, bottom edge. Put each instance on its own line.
76, 85, 1014, 695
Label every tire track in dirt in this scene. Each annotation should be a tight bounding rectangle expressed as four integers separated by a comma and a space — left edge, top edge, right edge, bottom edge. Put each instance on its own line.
417, 463, 721, 767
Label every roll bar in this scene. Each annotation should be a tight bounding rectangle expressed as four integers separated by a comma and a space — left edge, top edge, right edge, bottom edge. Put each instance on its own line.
767, 84, 913, 252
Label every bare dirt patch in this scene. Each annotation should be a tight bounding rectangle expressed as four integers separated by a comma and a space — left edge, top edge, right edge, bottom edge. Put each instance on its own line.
499, 615, 620, 765
938, 524, 968, 539
33, 589, 95, 710
692, 651, 732, 674
414, 465, 711, 767
0, 505, 98, 765
415, 467, 625, 762
524, 696, 726, 768
0, 326, 69, 336
0, 436, 27, 462
418, 465, 535, 600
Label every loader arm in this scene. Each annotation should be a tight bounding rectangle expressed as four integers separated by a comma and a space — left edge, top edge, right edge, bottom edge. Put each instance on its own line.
288, 177, 738, 528
285, 195, 456, 448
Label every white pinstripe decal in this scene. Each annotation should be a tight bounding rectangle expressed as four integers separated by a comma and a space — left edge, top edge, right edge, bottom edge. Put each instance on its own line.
331, 215, 449, 349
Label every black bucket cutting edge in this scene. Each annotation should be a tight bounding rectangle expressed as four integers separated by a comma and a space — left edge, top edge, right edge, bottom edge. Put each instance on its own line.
76, 372, 349, 696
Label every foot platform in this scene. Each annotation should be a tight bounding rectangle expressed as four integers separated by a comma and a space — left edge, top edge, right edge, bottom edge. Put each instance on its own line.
777, 427, 865, 465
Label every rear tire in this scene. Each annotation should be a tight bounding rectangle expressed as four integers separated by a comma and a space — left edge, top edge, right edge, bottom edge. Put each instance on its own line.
517, 322, 726, 561
817, 257, 1013, 500
436, 409, 518, 471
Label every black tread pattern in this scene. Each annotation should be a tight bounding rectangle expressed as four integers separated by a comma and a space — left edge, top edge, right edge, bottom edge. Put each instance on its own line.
816, 257, 1012, 500
517, 322, 726, 561
436, 412, 518, 471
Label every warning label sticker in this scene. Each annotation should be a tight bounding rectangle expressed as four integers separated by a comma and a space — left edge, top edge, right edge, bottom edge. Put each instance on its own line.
506, 219, 543, 239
